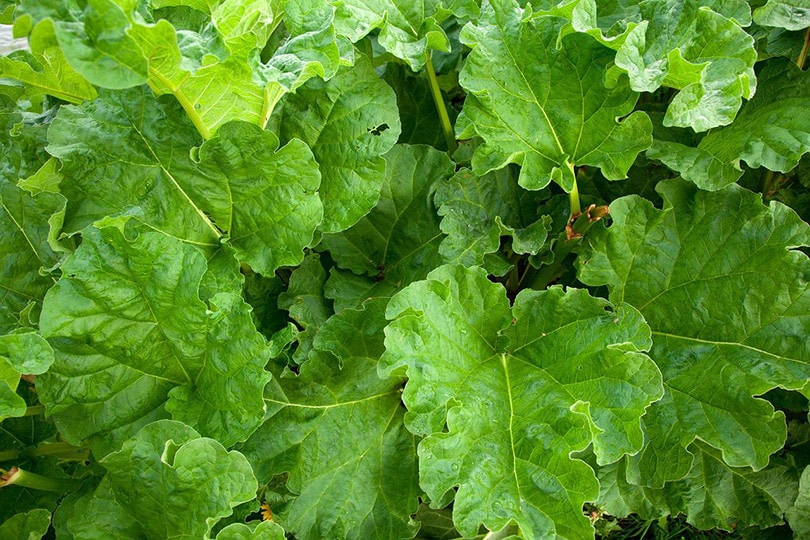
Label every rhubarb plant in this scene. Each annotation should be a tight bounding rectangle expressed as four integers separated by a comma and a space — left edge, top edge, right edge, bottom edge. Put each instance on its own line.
0, 0, 809, 539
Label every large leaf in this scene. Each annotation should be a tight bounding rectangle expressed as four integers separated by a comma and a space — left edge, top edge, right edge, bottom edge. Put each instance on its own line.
597, 441, 799, 531
321, 144, 453, 309
38, 225, 271, 453
578, 179, 810, 486
47, 87, 322, 276
276, 52, 400, 233
380, 265, 662, 539
647, 58, 810, 190
67, 420, 257, 539
455, 0, 652, 192
240, 298, 419, 540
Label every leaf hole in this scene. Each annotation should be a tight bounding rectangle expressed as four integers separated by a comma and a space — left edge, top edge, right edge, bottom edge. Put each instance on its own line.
367, 123, 390, 136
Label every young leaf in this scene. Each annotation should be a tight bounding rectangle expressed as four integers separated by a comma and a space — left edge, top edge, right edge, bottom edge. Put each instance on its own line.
647, 58, 810, 190
456, 0, 652, 192
578, 179, 810, 485
276, 52, 401, 233
38, 225, 271, 453
67, 420, 257, 539
216, 521, 286, 540
380, 265, 662, 539
240, 298, 419, 540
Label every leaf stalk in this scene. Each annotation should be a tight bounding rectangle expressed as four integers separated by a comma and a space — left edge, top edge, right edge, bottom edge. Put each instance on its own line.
424, 51, 457, 154
1, 467, 82, 492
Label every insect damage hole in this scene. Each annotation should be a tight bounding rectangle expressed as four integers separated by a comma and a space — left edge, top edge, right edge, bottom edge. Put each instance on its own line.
367, 123, 390, 136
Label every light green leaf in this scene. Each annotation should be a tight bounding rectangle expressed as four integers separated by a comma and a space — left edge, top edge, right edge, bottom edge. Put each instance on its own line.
435, 167, 550, 267
330, 0, 475, 70
380, 265, 662, 539
0, 19, 97, 104
0, 332, 54, 420
277, 52, 400, 233
788, 466, 810, 537
754, 0, 810, 31
241, 298, 420, 540
321, 144, 452, 309
578, 179, 810, 486
598, 441, 799, 531
38, 225, 271, 453
647, 58, 810, 190
216, 521, 286, 540
456, 0, 651, 192
48, 88, 322, 276
0, 508, 51, 540
68, 420, 257, 539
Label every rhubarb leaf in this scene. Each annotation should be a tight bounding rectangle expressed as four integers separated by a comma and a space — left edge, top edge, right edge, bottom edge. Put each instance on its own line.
380, 265, 662, 538
578, 179, 810, 485
456, 0, 651, 192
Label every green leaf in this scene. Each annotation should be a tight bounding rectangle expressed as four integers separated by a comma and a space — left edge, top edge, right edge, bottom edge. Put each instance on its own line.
0, 20, 97, 104
67, 420, 257, 539
321, 144, 453, 308
330, 0, 473, 70
598, 441, 799, 531
788, 465, 810, 537
0, 508, 51, 540
578, 179, 810, 485
38, 225, 271, 453
456, 0, 652, 192
435, 167, 550, 267
754, 0, 810, 31
241, 298, 419, 540
0, 331, 53, 421
647, 58, 810, 190
48, 88, 322, 275
380, 265, 662, 539
277, 52, 400, 233
216, 521, 286, 540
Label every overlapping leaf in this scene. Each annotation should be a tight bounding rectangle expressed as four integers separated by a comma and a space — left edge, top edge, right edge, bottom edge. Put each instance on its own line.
754, 0, 810, 30
276, 53, 400, 233
647, 58, 810, 190
0, 508, 50, 539
322, 144, 452, 309
38, 225, 271, 453
0, 332, 53, 421
578, 179, 810, 486
788, 466, 810, 536
67, 420, 257, 539
597, 441, 799, 531
240, 298, 419, 540
47, 87, 322, 276
543, 0, 757, 131
380, 265, 662, 539
330, 0, 478, 70
456, 0, 651, 192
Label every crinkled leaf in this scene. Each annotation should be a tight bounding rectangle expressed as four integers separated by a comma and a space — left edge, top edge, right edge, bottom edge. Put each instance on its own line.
435, 167, 550, 267
38, 225, 270, 453
578, 179, 810, 486
48, 87, 322, 275
330, 0, 477, 70
321, 144, 452, 308
380, 265, 662, 539
788, 466, 810, 537
277, 52, 400, 233
241, 298, 419, 540
0, 20, 96, 104
216, 521, 286, 540
598, 441, 799, 531
0, 508, 51, 540
68, 420, 257, 539
754, 0, 810, 31
0, 331, 53, 420
456, 0, 651, 192
647, 58, 810, 190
